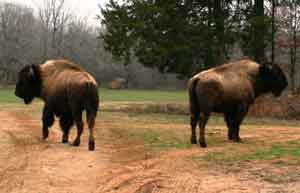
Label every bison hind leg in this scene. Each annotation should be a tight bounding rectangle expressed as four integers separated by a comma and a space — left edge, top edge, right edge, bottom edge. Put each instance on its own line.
87, 114, 96, 151
59, 113, 74, 143
190, 100, 200, 144
73, 119, 83, 146
198, 112, 210, 148
190, 115, 198, 144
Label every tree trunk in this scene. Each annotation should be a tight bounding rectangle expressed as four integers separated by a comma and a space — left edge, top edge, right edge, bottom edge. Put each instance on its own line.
253, 0, 265, 63
205, 0, 215, 67
271, 0, 275, 64
214, 0, 226, 65
290, 0, 299, 94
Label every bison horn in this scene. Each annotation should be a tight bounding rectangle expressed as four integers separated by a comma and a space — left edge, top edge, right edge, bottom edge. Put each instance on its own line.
262, 62, 273, 70
28, 66, 35, 79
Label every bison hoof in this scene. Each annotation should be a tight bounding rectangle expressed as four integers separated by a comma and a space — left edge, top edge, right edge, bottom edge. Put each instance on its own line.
89, 141, 95, 151
43, 131, 48, 140
73, 139, 81, 146
199, 142, 207, 148
62, 138, 68, 143
190, 138, 197, 144
233, 137, 242, 143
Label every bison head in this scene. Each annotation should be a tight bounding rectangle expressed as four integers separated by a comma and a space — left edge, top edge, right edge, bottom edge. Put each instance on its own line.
15, 65, 42, 104
259, 62, 288, 97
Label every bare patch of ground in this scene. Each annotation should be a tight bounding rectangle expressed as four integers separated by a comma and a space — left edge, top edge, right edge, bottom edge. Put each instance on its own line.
1, 105, 300, 193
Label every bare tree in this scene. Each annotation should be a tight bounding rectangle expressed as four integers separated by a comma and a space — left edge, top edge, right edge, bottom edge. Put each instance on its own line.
277, 1, 300, 93
38, 0, 70, 58
0, 1, 183, 89
0, 3, 37, 82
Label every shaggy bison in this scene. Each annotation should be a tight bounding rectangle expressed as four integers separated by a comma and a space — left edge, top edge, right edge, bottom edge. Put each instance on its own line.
188, 59, 287, 147
15, 59, 99, 151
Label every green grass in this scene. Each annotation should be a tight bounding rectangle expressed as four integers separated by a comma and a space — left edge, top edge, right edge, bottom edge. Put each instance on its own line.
132, 113, 300, 127
2, 87, 300, 128
127, 113, 188, 124
245, 142, 300, 161
199, 140, 300, 167
128, 129, 191, 150
99, 88, 186, 102
0, 87, 23, 104
0, 87, 186, 104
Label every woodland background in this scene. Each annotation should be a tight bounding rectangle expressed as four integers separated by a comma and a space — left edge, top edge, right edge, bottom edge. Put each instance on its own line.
0, 0, 299, 91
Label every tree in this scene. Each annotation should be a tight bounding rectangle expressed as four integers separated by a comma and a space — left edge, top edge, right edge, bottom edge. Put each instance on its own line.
271, 0, 276, 63
253, 0, 265, 63
38, 0, 70, 59
99, 0, 278, 77
0, 3, 37, 82
277, 0, 300, 93
99, 0, 238, 77
0, 1, 115, 84
238, 0, 272, 63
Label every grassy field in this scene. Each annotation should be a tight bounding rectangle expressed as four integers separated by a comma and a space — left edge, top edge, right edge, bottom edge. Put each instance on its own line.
0, 87, 187, 104
2, 86, 300, 127
1, 86, 300, 191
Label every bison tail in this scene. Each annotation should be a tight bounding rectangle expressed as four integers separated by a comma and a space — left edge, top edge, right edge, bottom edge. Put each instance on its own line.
84, 82, 99, 127
84, 82, 99, 151
188, 78, 200, 117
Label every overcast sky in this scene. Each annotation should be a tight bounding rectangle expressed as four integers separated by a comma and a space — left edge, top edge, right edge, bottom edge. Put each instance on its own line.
0, 0, 112, 25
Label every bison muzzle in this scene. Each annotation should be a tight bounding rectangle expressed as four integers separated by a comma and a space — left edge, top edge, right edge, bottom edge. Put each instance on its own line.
188, 59, 288, 147
15, 59, 99, 151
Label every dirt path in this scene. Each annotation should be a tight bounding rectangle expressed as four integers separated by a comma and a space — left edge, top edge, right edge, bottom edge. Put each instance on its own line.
0, 110, 110, 193
0, 109, 300, 193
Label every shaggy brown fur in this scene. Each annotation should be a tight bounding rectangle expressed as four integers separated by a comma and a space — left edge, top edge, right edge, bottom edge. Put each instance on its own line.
15, 59, 99, 151
188, 59, 287, 147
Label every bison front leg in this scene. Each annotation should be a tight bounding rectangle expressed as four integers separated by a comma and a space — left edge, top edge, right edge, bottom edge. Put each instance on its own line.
42, 106, 54, 140
233, 111, 247, 142
199, 113, 209, 148
225, 109, 247, 142
225, 114, 241, 142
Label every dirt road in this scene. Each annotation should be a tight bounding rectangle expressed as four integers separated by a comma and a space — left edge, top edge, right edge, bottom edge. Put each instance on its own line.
0, 108, 300, 193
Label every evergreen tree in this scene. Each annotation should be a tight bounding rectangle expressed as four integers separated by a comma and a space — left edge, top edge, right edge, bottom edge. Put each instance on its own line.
99, 0, 270, 77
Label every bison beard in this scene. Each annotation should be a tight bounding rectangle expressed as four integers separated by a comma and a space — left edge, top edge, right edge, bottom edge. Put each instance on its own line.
15, 60, 99, 151
188, 59, 288, 148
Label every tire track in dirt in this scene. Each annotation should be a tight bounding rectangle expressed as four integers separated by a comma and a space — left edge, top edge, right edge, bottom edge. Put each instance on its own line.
1, 109, 300, 193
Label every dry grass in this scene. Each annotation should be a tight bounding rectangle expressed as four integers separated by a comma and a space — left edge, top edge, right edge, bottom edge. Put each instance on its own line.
101, 102, 189, 115
101, 93, 300, 121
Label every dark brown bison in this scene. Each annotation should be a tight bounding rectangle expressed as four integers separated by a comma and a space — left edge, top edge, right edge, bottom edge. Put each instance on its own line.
188, 59, 288, 147
15, 59, 99, 151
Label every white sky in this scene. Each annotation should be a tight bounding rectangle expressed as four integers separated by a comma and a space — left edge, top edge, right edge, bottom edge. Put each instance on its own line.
0, 0, 112, 25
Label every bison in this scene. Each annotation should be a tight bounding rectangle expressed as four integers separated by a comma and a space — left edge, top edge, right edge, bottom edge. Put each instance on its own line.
15, 59, 99, 151
188, 59, 288, 147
